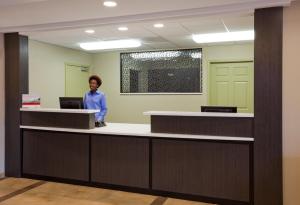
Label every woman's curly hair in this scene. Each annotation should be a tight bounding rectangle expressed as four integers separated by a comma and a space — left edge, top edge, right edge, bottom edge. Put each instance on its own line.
89, 75, 102, 87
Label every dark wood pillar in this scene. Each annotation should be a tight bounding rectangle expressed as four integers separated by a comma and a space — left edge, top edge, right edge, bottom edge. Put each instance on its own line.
254, 7, 283, 205
5, 33, 28, 177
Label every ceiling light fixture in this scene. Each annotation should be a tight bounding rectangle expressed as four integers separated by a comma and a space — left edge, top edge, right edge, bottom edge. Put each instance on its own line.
103, 1, 117, 7
192, 30, 255, 44
79, 39, 141, 51
153, 23, 164, 28
118, 27, 128, 31
85, 29, 95, 34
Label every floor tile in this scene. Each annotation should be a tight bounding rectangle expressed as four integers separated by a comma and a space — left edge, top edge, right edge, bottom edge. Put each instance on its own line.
1, 181, 156, 205
0, 178, 215, 205
0, 178, 40, 198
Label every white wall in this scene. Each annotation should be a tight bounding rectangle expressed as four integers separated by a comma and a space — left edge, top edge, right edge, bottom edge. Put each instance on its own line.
0, 33, 5, 177
92, 43, 254, 123
29, 40, 93, 108
283, 1, 300, 204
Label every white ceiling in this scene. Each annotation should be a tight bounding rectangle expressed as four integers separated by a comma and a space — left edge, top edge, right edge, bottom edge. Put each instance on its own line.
0, 0, 49, 7
23, 13, 254, 52
0, 0, 292, 52
0, 0, 292, 32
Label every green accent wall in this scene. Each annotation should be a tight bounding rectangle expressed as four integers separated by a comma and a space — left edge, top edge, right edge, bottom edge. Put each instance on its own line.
29, 40, 254, 123
92, 44, 254, 123
28, 40, 93, 108
65, 63, 90, 97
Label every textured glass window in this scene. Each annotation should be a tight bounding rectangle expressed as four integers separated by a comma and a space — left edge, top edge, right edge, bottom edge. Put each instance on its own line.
120, 48, 202, 94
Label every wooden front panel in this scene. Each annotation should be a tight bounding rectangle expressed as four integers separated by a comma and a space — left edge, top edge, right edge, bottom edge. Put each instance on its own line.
23, 130, 89, 181
151, 116, 253, 137
152, 139, 250, 202
91, 135, 150, 188
21, 111, 95, 129
254, 7, 283, 205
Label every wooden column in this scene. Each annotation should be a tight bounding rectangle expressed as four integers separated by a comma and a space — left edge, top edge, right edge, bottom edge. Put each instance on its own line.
254, 7, 283, 205
5, 33, 28, 177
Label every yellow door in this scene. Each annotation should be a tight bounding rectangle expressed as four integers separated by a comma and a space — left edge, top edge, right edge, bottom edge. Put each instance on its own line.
65, 64, 90, 97
209, 61, 254, 113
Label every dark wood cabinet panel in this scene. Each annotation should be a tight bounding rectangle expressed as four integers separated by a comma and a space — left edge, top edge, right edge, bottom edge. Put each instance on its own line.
152, 139, 250, 202
22, 130, 89, 181
151, 116, 253, 137
21, 112, 95, 129
91, 135, 150, 188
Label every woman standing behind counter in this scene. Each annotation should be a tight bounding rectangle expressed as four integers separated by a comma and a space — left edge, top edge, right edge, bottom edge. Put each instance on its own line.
83, 75, 107, 127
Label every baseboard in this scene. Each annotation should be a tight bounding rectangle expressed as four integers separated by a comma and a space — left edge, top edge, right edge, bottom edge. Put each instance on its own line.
0, 172, 5, 178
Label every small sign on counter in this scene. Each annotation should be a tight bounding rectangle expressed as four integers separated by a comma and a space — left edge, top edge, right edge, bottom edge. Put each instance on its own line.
22, 94, 41, 108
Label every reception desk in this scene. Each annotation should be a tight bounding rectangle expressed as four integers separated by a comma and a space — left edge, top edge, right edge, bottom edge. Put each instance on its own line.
20, 108, 254, 205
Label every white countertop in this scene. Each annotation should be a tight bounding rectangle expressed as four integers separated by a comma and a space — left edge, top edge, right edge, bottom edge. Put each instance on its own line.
144, 111, 254, 118
20, 108, 99, 114
20, 123, 254, 142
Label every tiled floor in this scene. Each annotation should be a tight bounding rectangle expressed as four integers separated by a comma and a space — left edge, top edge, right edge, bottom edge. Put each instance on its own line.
0, 178, 40, 198
0, 178, 214, 205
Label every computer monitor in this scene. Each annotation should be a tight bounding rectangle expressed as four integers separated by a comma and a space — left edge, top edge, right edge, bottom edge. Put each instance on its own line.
201, 106, 237, 113
59, 97, 84, 109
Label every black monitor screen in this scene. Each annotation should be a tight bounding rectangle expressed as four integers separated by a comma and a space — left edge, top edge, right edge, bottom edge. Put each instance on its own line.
59, 97, 84, 109
201, 106, 237, 113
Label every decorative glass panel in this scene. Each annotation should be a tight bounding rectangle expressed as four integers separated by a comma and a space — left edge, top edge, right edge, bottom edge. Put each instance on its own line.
120, 48, 202, 94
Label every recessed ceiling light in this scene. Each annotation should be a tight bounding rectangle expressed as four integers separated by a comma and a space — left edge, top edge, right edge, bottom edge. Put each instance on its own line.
103, 1, 117, 7
118, 27, 128, 31
192, 30, 255, 44
154, 23, 164, 28
79, 39, 142, 51
85, 29, 95, 34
